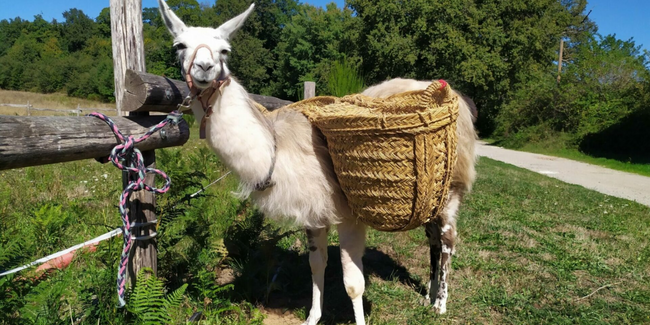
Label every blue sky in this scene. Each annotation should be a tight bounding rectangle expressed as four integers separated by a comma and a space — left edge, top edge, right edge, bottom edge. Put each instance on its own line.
1, 0, 648, 52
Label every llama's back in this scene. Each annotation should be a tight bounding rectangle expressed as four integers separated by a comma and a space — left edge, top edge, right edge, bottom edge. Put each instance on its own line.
362, 78, 477, 194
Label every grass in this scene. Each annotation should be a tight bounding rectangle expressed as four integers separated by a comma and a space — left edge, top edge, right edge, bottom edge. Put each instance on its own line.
0, 89, 116, 116
1, 106, 649, 323
0, 123, 263, 324
483, 138, 650, 178
359, 158, 650, 324
244, 158, 650, 324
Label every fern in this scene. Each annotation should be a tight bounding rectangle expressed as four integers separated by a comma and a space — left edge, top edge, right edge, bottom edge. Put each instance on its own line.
162, 282, 187, 314
0, 240, 21, 269
127, 268, 188, 325
30, 203, 73, 254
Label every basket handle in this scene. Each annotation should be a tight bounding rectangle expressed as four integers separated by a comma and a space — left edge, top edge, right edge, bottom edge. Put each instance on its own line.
423, 79, 451, 105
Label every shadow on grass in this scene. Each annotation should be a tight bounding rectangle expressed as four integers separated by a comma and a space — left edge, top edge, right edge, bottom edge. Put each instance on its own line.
579, 108, 650, 164
222, 214, 427, 324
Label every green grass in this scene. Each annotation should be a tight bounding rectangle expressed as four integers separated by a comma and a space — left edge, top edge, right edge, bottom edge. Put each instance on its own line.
483, 138, 650, 177
274, 158, 648, 324
1, 121, 649, 324
0, 123, 263, 324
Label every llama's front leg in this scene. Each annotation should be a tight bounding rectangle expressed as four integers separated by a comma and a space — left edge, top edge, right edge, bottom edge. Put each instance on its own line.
303, 227, 328, 325
338, 219, 366, 325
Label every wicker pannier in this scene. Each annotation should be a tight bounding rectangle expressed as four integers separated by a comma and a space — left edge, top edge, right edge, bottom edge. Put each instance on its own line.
290, 80, 459, 231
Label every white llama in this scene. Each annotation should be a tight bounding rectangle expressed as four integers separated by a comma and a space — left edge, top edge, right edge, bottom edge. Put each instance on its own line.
157, 1, 477, 324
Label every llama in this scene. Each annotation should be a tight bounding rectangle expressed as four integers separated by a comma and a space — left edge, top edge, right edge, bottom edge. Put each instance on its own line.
157, 1, 477, 324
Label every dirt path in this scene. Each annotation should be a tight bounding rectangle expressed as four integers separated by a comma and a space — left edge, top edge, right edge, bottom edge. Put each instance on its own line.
477, 142, 650, 207
262, 312, 302, 325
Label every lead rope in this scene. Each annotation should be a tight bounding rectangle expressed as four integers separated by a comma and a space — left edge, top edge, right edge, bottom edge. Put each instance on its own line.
88, 110, 182, 307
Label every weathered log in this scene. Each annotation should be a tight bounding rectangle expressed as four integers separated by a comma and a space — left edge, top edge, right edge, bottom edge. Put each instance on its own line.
0, 115, 189, 171
110, 0, 145, 116
123, 69, 293, 113
250, 93, 295, 112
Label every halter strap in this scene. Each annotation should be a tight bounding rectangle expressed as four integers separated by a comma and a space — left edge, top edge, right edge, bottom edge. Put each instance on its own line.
184, 44, 230, 139
183, 44, 275, 191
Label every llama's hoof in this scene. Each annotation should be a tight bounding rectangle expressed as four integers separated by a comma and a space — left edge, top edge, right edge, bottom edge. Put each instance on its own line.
432, 299, 447, 314
301, 314, 321, 325
419, 296, 431, 306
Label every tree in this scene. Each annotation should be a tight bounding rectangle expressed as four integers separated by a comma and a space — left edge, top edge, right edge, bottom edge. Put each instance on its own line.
0, 17, 31, 56
0, 32, 43, 91
61, 9, 95, 52
212, 0, 300, 95
496, 34, 650, 147
272, 3, 359, 99
96, 8, 112, 38
347, 0, 593, 134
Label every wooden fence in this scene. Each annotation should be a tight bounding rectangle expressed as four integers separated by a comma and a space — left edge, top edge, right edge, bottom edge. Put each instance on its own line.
0, 0, 300, 292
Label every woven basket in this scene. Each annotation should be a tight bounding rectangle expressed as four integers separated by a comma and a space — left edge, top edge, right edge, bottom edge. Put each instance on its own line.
288, 80, 459, 231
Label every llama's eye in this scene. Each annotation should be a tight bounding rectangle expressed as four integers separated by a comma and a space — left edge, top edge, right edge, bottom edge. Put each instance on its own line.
221, 49, 230, 55
174, 43, 187, 50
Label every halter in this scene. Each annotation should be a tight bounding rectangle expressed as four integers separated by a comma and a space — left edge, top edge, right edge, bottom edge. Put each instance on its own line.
184, 44, 231, 139
182, 44, 276, 191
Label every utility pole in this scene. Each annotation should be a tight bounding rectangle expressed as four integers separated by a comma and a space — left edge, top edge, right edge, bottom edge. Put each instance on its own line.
557, 9, 591, 85
557, 38, 564, 84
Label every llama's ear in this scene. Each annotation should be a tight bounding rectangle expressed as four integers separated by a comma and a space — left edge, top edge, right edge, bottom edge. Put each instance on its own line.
215, 3, 255, 40
158, 0, 187, 37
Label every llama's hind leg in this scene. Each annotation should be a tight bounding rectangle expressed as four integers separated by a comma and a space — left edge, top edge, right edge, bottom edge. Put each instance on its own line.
338, 219, 366, 325
433, 220, 456, 314
424, 221, 442, 305
432, 193, 461, 314
304, 227, 328, 325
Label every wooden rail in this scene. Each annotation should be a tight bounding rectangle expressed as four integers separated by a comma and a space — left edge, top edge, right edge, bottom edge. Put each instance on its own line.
123, 70, 293, 113
0, 115, 189, 171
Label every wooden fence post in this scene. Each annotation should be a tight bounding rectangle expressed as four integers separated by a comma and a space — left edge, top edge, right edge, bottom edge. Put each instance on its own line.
110, 0, 146, 117
304, 81, 316, 99
110, 0, 157, 285
124, 130, 158, 284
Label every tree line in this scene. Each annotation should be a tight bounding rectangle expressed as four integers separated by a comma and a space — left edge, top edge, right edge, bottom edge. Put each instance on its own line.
1, 0, 648, 149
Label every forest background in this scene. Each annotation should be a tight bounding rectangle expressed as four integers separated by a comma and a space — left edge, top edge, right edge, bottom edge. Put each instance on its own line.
1, 0, 649, 160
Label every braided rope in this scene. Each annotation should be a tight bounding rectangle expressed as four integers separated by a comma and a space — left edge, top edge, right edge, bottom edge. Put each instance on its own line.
88, 111, 182, 307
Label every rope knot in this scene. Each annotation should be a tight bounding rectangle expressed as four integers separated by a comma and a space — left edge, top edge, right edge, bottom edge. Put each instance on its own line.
88, 111, 181, 307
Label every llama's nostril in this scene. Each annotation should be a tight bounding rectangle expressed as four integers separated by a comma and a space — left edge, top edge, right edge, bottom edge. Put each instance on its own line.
196, 63, 214, 71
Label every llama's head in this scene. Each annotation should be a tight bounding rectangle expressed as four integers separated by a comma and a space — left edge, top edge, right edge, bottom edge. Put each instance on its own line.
157, 0, 254, 90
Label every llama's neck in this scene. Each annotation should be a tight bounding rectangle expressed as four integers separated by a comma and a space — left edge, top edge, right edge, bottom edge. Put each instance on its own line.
206, 79, 275, 191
